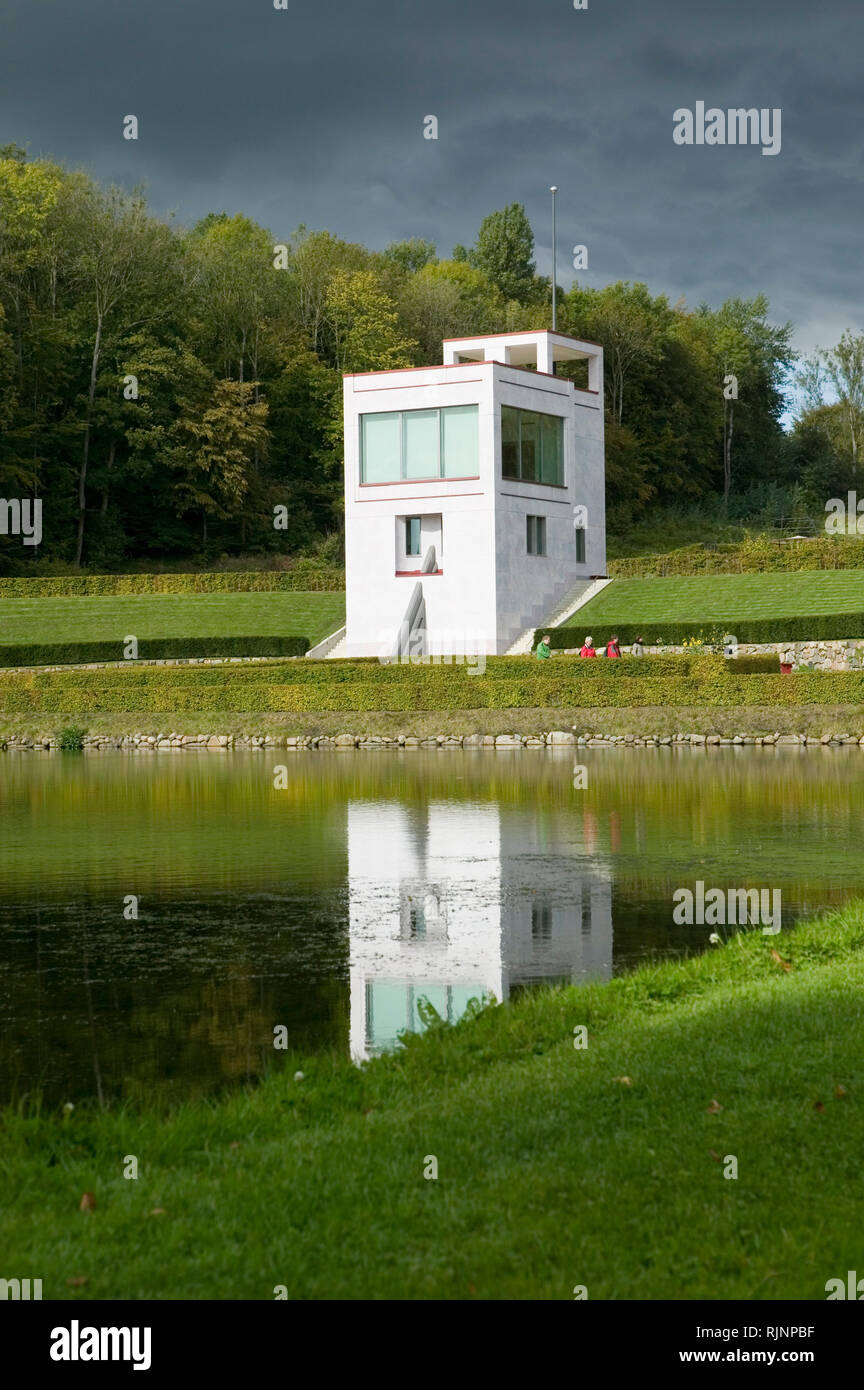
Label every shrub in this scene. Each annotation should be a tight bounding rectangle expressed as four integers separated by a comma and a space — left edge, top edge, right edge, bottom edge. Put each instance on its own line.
542, 613, 864, 648
0, 571, 344, 598
58, 725, 87, 751
725, 654, 781, 674
4, 659, 864, 715
0, 636, 310, 668
608, 537, 864, 578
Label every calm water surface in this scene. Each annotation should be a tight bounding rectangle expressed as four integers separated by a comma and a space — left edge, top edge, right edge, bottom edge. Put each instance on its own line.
1, 746, 863, 1103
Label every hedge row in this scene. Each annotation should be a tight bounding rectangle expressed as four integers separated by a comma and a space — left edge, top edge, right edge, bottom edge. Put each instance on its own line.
608, 538, 864, 578
0, 636, 309, 668
0, 569, 345, 597
542, 613, 864, 647
0, 654, 729, 689
6, 671, 864, 713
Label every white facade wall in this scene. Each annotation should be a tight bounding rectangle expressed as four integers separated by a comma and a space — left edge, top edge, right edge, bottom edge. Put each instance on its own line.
343, 332, 605, 657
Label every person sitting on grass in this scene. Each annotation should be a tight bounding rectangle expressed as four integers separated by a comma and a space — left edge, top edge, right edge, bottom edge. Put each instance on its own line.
536, 634, 552, 660
579, 635, 597, 659
605, 633, 621, 659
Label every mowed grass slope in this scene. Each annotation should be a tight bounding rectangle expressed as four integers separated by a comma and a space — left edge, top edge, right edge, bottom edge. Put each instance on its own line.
1, 907, 862, 1299
577, 570, 864, 626
0, 592, 345, 649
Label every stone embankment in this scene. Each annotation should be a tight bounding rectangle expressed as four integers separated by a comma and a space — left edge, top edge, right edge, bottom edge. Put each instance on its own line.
556, 640, 864, 671
4, 730, 864, 752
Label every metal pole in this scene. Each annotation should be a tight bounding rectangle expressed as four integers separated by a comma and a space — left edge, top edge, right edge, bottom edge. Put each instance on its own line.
550, 185, 558, 331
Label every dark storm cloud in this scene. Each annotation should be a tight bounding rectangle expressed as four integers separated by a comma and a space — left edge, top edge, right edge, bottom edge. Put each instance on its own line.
2, 0, 862, 353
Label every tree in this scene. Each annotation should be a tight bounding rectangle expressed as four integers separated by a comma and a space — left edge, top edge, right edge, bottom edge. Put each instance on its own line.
383, 238, 437, 276
820, 331, 864, 479
469, 203, 536, 303
706, 295, 795, 502
65, 182, 181, 564
324, 270, 416, 373
398, 259, 504, 362
163, 378, 269, 547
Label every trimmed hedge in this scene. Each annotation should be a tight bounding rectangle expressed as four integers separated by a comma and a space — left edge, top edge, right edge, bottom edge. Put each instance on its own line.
0, 653, 720, 688
0, 570, 344, 597
725, 654, 781, 674
608, 536, 864, 578
5, 664, 864, 713
0, 636, 309, 668
542, 613, 864, 647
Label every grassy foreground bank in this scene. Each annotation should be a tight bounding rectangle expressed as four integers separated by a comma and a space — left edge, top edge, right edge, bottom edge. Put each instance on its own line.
2, 907, 862, 1300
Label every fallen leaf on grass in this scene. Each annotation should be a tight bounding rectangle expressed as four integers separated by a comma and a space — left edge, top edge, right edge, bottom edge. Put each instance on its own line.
79, 1192, 96, 1212
709, 1150, 722, 1162
611, 1076, 632, 1086
229, 1141, 241, 1151
834, 1085, 848, 1100
813, 1101, 825, 1113
67, 1276, 88, 1288
770, 949, 792, 972
147, 1208, 167, 1217
706, 1099, 724, 1114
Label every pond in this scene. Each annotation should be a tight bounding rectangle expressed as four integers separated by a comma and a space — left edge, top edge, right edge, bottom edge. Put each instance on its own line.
1, 746, 863, 1105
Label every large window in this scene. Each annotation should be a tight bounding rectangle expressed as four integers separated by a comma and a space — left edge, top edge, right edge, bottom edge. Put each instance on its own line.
502, 405, 564, 485
361, 405, 479, 483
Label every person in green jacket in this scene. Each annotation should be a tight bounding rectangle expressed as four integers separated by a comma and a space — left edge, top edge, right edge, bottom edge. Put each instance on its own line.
536, 634, 552, 660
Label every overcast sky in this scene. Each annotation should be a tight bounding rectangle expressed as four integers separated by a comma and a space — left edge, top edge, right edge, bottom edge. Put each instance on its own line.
2, 0, 861, 358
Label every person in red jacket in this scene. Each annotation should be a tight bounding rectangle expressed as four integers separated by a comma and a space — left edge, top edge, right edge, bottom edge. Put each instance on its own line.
605, 634, 621, 659
579, 636, 597, 658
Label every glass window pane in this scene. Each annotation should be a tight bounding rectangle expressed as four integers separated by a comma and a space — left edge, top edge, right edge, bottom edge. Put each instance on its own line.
403, 409, 439, 479
361, 412, 401, 482
540, 414, 563, 485
538, 516, 546, 555
575, 527, 586, 563
366, 981, 410, 1052
502, 405, 519, 478
442, 406, 479, 477
526, 515, 534, 554
406, 516, 421, 556
519, 411, 539, 481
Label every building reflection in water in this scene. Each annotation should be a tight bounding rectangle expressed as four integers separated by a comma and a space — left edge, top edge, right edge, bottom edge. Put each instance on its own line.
347, 798, 612, 1060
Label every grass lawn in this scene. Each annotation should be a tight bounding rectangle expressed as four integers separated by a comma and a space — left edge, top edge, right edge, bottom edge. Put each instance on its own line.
1, 906, 861, 1300
578, 571, 864, 626
0, 592, 345, 650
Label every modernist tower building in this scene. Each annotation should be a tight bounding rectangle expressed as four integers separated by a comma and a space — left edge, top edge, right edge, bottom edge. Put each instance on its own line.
342, 329, 606, 658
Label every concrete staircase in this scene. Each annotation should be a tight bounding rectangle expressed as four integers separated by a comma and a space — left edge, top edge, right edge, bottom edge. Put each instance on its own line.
505, 577, 613, 655
306, 625, 347, 660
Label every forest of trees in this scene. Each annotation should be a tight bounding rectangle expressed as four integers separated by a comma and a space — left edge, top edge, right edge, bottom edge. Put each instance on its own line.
1, 143, 861, 573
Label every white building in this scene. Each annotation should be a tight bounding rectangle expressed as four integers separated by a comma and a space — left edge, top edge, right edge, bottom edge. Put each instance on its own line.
346, 790, 613, 1061
342, 329, 606, 658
